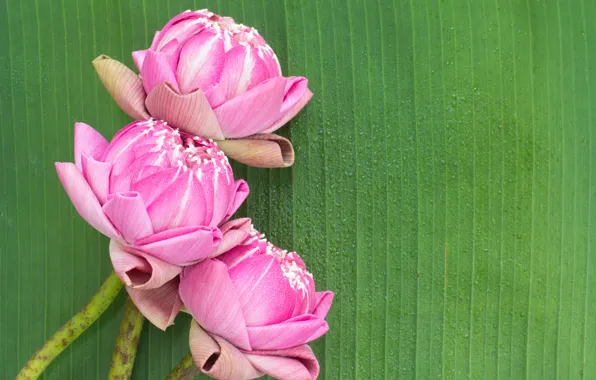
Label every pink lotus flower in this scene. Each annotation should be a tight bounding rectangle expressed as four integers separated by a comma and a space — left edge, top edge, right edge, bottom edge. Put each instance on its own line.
93, 9, 312, 168
55, 119, 250, 329
179, 228, 334, 380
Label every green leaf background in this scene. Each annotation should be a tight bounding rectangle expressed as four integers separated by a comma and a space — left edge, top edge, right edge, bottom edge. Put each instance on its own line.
1, 0, 595, 378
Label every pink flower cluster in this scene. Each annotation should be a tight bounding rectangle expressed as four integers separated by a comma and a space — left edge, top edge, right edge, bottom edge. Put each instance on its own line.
57, 9, 333, 380
93, 9, 313, 168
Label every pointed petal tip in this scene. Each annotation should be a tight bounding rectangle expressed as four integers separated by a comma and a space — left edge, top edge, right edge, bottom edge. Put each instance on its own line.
92, 54, 110, 65
93, 54, 150, 120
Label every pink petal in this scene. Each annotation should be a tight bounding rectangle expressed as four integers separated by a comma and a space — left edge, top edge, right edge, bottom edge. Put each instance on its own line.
55, 162, 120, 240
132, 50, 147, 72
279, 77, 310, 115
153, 13, 206, 51
224, 180, 249, 221
102, 191, 154, 243
146, 171, 208, 232
74, 122, 108, 171
204, 84, 227, 108
229, 254, 297, 326
149, 30, 162, 50
109, 239, 181, 289
210, 218, 252, 258
101, 122, 153, 166
201, 164, 234, 227
261, 77, 313, 134
158, 38, 184, 70
126, 278, 183, 331
177, 31, 225, 94
214, 77, 286, 138
145, 82, 224, 140
141, 50, 180, 94
134, 226, 222, 265
219, 46, 270, 100
261, 48, 282, 78
313, 291, 334, 319
81, 152, 112, 204
180, 259, 251, 350
189, 322, 263, 380
246, 314, 328, 350
130, 167, 179, 207
245, 345, 319, 380
218, 243, 259, 270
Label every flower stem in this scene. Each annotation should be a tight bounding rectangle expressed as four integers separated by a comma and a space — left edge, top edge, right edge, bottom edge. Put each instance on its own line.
16, 271, 123, 379
166, 352, 199, 380
108, 297, 145, 379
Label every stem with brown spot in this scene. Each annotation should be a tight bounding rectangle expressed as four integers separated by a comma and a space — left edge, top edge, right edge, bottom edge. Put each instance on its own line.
16, 271, 123, 379
166, 352, 199, 380
108, 296, 145, 379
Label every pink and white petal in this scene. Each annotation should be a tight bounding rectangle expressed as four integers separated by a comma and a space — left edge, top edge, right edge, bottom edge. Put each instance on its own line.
189, 322, 262, 380
217, 46, 249, 99
261, 48, 282, 78
313, 291, 334, 319
102, 192, 154, 243
159, 38, 183, 69
81, 152, 112, 204
126, 278, 183, 330
261, 78, 313, 134
154, 13, 206, 50
177, 31, 225, 94
180, 259, 251, 350
92, 55, 150, 120
109, 240, 181, 289
244, 52, 269, 92
132, 50, 147, 72
146, 171, 207, 232
210, 218, 252, 258
134, 226, 222, 265
55, 162, 120, 240
214, 76, 286, 138
224, 180, 249, 221
201, 163, 235, 228
74, 122, 108, 170
244, 345, 319, 380
141, 50, 180, 94
219, 46, 268, 100
145, 83, 224, 140
246, 315, 328, 350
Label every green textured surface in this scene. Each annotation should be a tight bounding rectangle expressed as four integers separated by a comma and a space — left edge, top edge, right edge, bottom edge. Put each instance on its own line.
1, 0, 595, 379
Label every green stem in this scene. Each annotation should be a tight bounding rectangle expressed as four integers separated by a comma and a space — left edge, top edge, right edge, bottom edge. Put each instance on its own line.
166, 352, 199, 380
16, 271, 123, 380
108, 297, 145, 380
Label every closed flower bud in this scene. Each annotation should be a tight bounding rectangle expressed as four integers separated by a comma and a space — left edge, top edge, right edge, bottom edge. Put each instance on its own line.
179, 227, 333, 379
55, 119, 250, 330
132, 9, 312, 139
